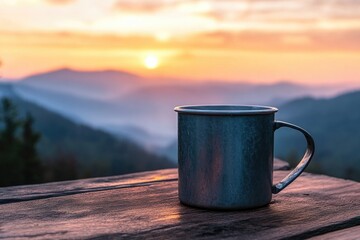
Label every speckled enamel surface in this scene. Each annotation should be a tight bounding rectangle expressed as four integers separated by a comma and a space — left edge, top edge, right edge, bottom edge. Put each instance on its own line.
177, 112, 275, 209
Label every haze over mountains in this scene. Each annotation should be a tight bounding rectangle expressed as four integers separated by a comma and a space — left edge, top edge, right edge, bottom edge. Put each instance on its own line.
10, 68, 347, 149
0, 84, 174, 180
2, 68, 359, 181
275, 91, 360, 181
20, 68, 142, 100
161, 90, 360, 181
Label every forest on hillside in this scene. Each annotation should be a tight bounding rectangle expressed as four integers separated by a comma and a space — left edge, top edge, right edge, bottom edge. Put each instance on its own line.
0, 97, 174, 187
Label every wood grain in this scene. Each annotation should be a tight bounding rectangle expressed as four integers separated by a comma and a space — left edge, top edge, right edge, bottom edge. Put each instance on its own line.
0, 169, 177, 204
309, 226, 360, 240
0, 159, 288, 204
0, 168, 359, 239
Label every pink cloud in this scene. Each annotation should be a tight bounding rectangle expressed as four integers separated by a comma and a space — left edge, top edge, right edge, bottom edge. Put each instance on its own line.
112, 0, 178, 13
45, 0, 75, 5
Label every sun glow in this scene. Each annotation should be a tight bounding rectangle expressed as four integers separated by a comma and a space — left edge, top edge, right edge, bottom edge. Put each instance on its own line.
144, 54, 159, 69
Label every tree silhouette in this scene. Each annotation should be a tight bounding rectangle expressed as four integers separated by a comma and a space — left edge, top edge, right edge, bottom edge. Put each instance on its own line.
21, 113, 43, 184
0, 98, 43, 186
0, 98, 23, 185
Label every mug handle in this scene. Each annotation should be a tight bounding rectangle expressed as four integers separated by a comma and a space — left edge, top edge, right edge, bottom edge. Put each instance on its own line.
272, 121, 315, 194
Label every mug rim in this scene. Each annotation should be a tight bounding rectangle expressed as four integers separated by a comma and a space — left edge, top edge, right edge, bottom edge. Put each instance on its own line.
174, 104, 278, 115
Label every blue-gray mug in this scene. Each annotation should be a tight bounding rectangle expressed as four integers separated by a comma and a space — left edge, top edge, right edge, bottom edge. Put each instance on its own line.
174, 105, 315, 210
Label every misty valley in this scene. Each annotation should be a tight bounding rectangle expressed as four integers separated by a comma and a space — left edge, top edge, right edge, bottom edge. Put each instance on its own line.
0, 68, 359, 186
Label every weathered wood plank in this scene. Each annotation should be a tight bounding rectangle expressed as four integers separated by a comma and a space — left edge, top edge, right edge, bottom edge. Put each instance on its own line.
0, 159, 288, 204
309, 226, 360, 240
0, 170, 358, 240
0, 168, 177, 204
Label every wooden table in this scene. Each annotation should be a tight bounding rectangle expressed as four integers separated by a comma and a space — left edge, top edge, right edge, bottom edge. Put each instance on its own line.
0, 159, 359, 239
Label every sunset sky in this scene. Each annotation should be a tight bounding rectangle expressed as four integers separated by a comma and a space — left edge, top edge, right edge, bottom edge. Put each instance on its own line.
1, 0, 360, 86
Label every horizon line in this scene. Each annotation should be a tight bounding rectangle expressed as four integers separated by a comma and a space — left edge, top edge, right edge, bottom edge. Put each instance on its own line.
0, 66, 353, 89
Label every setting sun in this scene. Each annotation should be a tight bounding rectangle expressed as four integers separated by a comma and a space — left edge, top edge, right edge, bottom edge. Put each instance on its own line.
144, 55, 159, 69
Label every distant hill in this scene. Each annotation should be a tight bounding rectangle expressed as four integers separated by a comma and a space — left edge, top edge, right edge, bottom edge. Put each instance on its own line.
13, 68, 342, 147
159, 91, 360, 181
14, 83, 123, 124
158, 141, 177, 163
102, 124, 173, 150
20, 68, 141, 100
0, 84, 175, 179
275, 90, 360, 181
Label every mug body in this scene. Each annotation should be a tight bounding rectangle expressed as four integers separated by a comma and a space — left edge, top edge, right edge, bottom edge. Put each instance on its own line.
175, 105, 277, 209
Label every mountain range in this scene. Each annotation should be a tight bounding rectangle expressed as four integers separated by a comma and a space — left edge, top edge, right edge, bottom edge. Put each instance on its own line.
162, 90, 360, 181
2, 68, 359, 182
20, 68, 141, 100
275, 90, 360, 181
11, 68, 345, 149
0, 83, 174, 179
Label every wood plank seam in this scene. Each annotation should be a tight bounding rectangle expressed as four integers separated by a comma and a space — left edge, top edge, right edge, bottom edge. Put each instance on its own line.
282, 216, 360, 240
0, 178, 178, 205
86, 216, 360, 240
0, 169, 359, 239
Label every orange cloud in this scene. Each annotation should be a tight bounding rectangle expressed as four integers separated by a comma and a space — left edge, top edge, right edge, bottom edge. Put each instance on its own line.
191, 30, 360, 52
45, 0, 75, 4
112, 0, 178, 13
1, 28, 360, 54
1, 29, 359, 87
